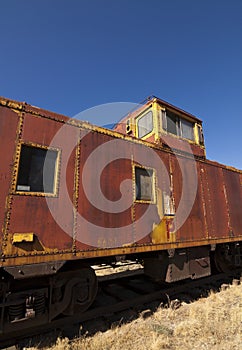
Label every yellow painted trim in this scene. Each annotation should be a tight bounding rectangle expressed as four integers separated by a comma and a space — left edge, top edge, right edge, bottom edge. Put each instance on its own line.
131, 155, 136, 222
194, 123, 200, 144
151, 101, 160, 142
151, 220, 167, 244
12, 233, 34, 243
72, 136, 81, 254
1, 235, 242, 267
135, 106, 155, 140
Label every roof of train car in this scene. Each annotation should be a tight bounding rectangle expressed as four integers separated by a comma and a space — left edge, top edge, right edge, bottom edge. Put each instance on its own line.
0, 96, 70, 123
0, 95, 241, 174
0, 95, 203, 125
117, 95, 203, 124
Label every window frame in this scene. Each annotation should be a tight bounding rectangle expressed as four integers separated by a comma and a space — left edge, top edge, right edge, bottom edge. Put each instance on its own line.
180, 118, 195, 141
163, 109, 195, 142
134, 165, 156, 204
165, 110, 179, 137
15, 142, 60, 197
136, 109, 154, 139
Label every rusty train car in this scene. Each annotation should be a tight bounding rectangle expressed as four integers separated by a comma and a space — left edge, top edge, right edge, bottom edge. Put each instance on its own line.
0, 96, 241, 335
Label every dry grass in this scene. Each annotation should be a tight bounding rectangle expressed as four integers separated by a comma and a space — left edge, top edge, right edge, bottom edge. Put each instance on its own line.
29, 284, 242, 350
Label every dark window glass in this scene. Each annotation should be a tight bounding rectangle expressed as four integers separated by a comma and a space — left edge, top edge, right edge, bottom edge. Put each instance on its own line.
166, 111, 178, 135
164, 110, 195, 141
135, 167, 154, 201
137, 111, 153, 138
181, 119, 194, 141
16, 145, 57, 193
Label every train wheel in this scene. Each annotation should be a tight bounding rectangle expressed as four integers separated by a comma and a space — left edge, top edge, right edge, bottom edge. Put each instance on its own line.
50, 267, 98, 319
62, 267, 98, 316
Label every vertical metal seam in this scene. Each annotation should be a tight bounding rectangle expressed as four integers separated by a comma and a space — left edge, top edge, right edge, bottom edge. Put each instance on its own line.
221, 169, 232, 234
168, 154, 175, 212
204, 165, 214, 237
131, 154, 136, 243
72, 134, 81, 255
2, 111, 25, 258
54, 148, 62, 198
199, 165, 209, 239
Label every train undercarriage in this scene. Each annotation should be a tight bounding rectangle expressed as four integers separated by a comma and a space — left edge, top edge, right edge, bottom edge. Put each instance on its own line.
0, 242, 241, 336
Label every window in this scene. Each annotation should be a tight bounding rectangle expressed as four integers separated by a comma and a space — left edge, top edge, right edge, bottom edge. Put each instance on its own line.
163, 110, 194, 141
137, 111, 153, 138
135, 167, 154, 201
181, 119, 194, 141
16, 145, 58, 194
166, 111, 178, 136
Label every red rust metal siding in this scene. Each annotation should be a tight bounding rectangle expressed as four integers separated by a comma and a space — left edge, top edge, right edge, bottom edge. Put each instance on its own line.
222, 168, 242, 237
76, 132, 134, 250
180, 161, 206, 242
201, 163, 229, 239
0, 107, 19, 250
1, 98, 242, 267
171, 155, 207, 242
4, 113, 80, 257
160, 133, 205, 158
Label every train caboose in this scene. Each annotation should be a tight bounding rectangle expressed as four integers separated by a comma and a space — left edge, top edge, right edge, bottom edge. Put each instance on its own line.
0, 96, 241, 335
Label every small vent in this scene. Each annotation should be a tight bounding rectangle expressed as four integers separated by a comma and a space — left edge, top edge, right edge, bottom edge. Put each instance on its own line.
126, 119, 132, 134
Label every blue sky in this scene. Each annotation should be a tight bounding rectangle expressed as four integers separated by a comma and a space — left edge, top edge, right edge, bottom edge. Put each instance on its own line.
1, 0, 242, 168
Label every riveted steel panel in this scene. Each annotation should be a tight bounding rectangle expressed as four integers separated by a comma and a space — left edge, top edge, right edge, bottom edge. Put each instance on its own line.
171, 154, 206, 242
180, 161, 206, 242
76, 132, 134, 250
201, 163, 229, 239
22, 112, 64, 146
3, 115, 80, 258
7, 196, 73, 252
1, 97, 242, 269
0, 107, 19, 250
134, 149, 171, 244
222, 168, 242, 237
170, 154, 182, 242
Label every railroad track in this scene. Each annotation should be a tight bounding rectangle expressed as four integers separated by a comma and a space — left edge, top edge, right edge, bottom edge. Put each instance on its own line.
1, 268, 241, 349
